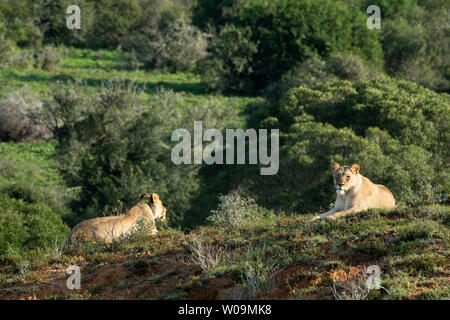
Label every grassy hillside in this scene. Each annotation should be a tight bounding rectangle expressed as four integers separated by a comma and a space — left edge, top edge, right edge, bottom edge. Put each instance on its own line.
0, 47, 255, 117
0, 205, 448, 300
0, 47, 448, 300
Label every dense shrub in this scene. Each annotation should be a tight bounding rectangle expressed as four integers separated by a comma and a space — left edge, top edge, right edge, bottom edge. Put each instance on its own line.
201, 0, 383, 92
359, 0, 420, 20
0, 36, 14, 68
0, 0, 446, 93
206, 189, 259, 229
192, 0, 241, 31
264, 57, 330, 100
374, 3, 450, 92
34, 45, 61, 71
197, 23, 258, 92
382, 18, 423, 75
0, 0, 194, 52
325, 53, 376, 81
118, 49, 143, 70
0, 88, 52, 142
87, 0, 144, 48
0, 0, 43, 47
263, 53, 380, 101
0, 179, 73, 222
1, 45, 62, 71
0, 194, 70, 256
122, 16, 209, 72
238, 78, 449, 212
43, 82, 235, 225
278, 79, 449, 164
1, 0, 93, 47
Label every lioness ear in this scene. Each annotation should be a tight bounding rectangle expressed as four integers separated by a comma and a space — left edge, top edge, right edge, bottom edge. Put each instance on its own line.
351, 163, 360, 174
330, 162, 340, 172
152, 193, 159, 203
141, 193, 151, 200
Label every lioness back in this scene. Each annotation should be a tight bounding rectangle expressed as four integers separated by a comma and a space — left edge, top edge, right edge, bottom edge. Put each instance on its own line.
372, 184, 395, 209
67, 193, 166, 244
68, 214, 140, 244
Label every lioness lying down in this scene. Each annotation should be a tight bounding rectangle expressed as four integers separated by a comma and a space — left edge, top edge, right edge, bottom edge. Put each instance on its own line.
312, 163, 395, 221
67, 193, 167, 244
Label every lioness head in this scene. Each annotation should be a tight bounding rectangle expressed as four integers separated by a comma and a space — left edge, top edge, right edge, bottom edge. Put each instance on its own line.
149, 193, 167, 220
331, 162, 360, 195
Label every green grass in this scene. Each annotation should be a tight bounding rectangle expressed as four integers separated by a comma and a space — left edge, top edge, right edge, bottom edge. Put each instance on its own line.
0, 205, 448, 300
0, 47, 255, 126
0, 141, 62, 189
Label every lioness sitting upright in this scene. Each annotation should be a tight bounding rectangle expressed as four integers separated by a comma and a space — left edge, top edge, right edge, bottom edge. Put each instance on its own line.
312, 163, 395, 221
67, 193, 167, 244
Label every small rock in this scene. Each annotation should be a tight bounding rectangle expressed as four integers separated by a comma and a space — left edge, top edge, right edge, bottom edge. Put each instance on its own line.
5, 278, 14, 284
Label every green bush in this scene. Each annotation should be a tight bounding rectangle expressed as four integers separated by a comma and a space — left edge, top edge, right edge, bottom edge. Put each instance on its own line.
4, 46, 62, 71
0, 35, 14, 68
279, 79, 449, 164
43, 82, 234, 226
198, 23, 258, 92
39, 0, 96, 46
264, 57, 330, 101
325, 53, 376, 81
85, 0, 144, 48
201, 0, 383, 92
0, 88, 52, 142
0, 194, 70, 256
0, 0, 43, 47
122, 15, 209, 72
240, 78, 449, 212
263, 53, 380, 101
34, 45, 61, 71
0, 0, 192, 51
359, 0, 419, 20
118, 49, 143, 70
206, 190, 260, 229
373, 2, 450, 92
382, 18, 423, 75
192, 0, 241, 30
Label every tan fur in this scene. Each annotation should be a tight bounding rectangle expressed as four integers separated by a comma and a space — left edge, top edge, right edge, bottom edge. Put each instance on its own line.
67, 193, 167, 244
312, 163, 395, 221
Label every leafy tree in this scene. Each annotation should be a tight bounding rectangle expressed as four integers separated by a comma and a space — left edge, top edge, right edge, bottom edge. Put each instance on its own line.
192, 0, 241, 30
0, 194, 70, 256
202, 0, 383, 93
43, 82, 234, 226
